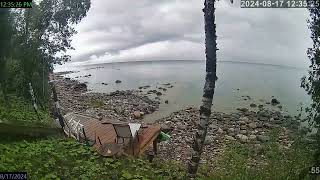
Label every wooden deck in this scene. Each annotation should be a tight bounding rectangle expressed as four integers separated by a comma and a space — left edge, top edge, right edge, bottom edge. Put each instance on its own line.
64, 113, 161, 156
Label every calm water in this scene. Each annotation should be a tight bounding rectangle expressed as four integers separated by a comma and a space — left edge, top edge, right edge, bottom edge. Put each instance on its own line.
55, 61, 311, 121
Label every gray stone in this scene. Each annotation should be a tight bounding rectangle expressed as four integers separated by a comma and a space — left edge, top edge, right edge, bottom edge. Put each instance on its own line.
250, 103, 257, 108
209, 123, 218, 130
240, 125, 247, 130
237, 108, 249, 112
263, 123, 273, 128
240, 130, 247, 134
249, 135, 257, 141
225, 135, 236, 141
204, 135, 215, 145
228, 128, 235, 133
248, 122, 257, 129
239, 116, 249, 122
257, 135, 270, 142
236, 134, 248, 143
217, 128, 224, 134
115, 80, 122, 83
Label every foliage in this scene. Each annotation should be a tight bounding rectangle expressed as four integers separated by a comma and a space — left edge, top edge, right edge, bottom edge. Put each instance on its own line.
197, 129, 314, 180
0, 0, 91, 109
0, 137, 186, 180
301, 0, 320, 169
0, 95, 52, 127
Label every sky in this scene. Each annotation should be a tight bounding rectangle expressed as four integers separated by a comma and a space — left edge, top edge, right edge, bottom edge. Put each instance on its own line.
66, 0, 312, 68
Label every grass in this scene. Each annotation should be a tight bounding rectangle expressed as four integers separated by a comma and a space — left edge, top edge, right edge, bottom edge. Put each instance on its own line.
197, 129, 315, 180
90, 99, 105, 108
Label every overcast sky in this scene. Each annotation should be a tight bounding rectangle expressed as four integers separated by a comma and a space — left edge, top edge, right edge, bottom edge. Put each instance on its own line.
67, 0, 312, 68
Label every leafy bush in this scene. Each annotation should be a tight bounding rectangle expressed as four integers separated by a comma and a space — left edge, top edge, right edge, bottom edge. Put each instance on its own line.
0, 138, 186, 180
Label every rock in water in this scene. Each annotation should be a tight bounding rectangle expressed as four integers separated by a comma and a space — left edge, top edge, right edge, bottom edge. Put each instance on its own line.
165, 100, 169, 104
250, 103, 257, 108
237, 108, 248, 112
115, 80, 122, 83
73, 83, 87, 91
156, 92, 162, 96
271, 98, 280, 105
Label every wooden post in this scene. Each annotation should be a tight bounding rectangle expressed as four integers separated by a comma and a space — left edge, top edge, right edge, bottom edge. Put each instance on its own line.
153, 139, 158, 155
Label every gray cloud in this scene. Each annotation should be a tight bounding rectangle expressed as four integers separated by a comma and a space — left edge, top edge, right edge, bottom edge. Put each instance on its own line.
67, 0, 312, 68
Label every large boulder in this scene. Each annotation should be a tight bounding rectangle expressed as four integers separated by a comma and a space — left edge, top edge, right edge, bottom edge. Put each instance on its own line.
271, 98, 280, 105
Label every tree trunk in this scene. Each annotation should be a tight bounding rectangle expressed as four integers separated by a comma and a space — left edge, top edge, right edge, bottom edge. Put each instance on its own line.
187, 0, 217, 178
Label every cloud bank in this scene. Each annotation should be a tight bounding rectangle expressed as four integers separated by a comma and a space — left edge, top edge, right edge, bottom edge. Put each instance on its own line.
67, 0, 312, 68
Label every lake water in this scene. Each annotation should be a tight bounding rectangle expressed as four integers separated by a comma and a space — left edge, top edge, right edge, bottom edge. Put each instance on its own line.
55, 60, 311, 121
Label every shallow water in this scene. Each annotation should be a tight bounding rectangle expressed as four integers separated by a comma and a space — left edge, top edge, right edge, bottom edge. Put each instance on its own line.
56, 60, 311, 121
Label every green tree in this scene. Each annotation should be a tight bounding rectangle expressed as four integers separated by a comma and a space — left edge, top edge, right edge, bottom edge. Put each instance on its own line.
0, 0, 91, 108
301, 0, 320, 177
0, 9, 13, 103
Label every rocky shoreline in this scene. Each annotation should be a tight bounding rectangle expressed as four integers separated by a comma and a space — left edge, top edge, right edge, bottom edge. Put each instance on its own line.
155, 106, 299, 166
53, 74, 160, 122
53, 73, 301, 166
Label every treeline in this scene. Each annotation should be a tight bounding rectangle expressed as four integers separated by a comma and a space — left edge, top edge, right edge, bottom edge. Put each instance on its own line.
0, 0, 90, 109
301, 1, 320, 175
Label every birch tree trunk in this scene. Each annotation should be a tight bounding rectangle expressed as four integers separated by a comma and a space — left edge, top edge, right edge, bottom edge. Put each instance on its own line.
187, 0, 217, 178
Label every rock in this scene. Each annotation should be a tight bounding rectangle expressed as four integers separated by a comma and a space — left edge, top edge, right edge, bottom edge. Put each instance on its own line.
258, 104, 264, 108
140, 111, 145, 116
239, 116, 249, 122
204, 135, 215, 145
162, 88, 167, 91
240, 125, 247, 130
271, 98, 280, 105
257, 135, 270, 142
225, 135, 236, 141
102, 83, 108, 85
240, 130, 247, 134
217, 128, 224, 134
165, 100, 169, 104
236, 134, 248, 143
248, 122, 257, 129
263, 123, 273, 128
228, 128, 235, 133
155, 97, 160, 100
250, 103, 257, 108
73, 83, 87, 91
278, 105, 282, 109
209, 123, 218, 130
156, 92, 162, 96
249, 135, 257, 141
254, 144, 264, 153
133, 111, 141, 119
115, 80, 122, 83
237, 108, 248, 112
259, 117, 268, 121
